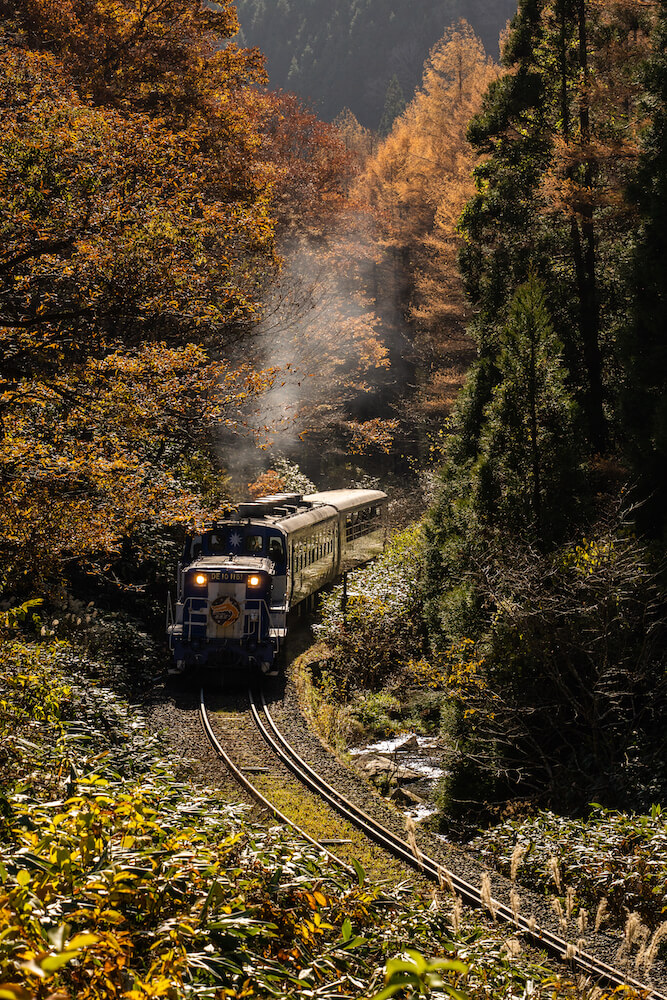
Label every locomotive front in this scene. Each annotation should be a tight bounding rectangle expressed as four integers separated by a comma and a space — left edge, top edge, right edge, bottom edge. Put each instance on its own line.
167, 521, 286, 674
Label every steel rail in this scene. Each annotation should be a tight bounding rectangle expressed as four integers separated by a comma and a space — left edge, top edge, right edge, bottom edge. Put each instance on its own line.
250, 687, 667, 1000
198, 687, 353, 876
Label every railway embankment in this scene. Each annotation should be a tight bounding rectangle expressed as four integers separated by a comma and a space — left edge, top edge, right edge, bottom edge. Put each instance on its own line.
278, 652, 667, 996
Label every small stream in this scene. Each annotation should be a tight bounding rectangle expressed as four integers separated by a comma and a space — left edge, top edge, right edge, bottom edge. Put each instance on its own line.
349, 732, 447, 823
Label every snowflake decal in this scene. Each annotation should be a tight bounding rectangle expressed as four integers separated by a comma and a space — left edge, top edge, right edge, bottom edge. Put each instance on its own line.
230, 531, 242, 549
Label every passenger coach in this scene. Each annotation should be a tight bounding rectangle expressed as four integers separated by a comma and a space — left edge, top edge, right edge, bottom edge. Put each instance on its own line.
167, 489, 388, 674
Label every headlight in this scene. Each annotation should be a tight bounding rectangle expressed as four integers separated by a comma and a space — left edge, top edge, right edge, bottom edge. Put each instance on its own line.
194, 573, 207, 586
248, 575, 261, 587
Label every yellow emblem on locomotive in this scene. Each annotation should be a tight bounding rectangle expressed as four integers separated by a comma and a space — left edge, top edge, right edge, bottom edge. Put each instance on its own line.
209, 596, 241, 628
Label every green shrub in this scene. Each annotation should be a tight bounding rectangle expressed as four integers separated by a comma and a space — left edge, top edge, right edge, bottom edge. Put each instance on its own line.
314, 523, 426, 693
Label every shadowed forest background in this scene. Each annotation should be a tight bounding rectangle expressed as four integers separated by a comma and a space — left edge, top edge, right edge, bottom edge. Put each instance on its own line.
234, 0, 517, 126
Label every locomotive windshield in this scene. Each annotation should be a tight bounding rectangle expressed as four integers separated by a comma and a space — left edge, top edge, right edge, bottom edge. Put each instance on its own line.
183, 525, 286, 563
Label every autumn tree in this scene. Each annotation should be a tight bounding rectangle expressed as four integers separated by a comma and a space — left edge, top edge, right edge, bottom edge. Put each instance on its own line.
251, 89, 356, 231
359, 21, 498, 425
332, 108, 375, 160
0, 6, 279, 596
3, 0, 262, 116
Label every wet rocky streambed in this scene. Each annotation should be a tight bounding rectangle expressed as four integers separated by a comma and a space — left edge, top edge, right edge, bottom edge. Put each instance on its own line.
348, 732, 445, 824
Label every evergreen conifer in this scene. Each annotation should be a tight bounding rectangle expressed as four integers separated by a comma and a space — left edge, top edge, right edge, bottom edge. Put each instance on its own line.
378, 73, 406, 134
475, 276, 583, 545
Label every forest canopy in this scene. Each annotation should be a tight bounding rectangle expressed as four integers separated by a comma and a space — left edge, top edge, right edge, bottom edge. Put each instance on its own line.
0, 0, 352, 597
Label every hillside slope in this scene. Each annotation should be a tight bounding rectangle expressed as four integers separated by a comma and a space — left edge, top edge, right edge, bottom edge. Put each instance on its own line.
235, 0, 518, 127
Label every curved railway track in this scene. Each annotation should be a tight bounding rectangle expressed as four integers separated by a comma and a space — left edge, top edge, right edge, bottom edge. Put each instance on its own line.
199, 685, 667, 1000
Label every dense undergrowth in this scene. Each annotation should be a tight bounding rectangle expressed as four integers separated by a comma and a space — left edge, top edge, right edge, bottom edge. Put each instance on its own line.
312, 524, 429, 706
0, 603, 624, 1000
313, 510, 667, 821
471, 807, 667, 947
311, 517, 667, 973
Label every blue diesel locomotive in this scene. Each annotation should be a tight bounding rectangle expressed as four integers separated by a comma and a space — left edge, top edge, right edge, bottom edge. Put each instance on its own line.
166, 489, 388, 673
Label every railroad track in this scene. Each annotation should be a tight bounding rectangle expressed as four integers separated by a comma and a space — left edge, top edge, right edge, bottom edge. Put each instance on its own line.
200, 685, 667, 1000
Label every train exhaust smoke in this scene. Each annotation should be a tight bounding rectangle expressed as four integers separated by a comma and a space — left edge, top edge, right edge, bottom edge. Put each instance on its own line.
220, 213, 407, 486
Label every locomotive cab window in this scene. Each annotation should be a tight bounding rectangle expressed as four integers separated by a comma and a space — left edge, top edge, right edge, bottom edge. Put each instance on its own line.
209, 532, 228, 554
244, 534, 264, 554
269, 537, 285, 563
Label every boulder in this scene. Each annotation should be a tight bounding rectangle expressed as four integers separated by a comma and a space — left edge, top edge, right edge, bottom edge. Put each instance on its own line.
395, 734, 419, 752
358, 754, 421, 783
390, 786, 424, 806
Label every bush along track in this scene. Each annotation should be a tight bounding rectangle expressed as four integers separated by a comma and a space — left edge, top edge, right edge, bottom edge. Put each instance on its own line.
472, 808, 667, 961
0, 612, 651, 998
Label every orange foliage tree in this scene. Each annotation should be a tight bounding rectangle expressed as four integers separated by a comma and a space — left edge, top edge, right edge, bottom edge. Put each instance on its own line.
253, 90, 357, 231
359, 21, 499, 421
0, 5, 279, 595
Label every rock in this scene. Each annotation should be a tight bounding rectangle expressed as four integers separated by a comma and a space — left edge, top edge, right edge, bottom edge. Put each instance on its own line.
390, 786, 424, 806
395, 734, 419, 752
359, 755, 421, 783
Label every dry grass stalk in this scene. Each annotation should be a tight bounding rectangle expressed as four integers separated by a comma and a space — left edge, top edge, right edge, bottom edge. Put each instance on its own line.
552, 897, 567, 931
451, 894, 463, 936
510, 843, 527, 882
563, 942, 578, 961
565, 886, 576, 921
641, 921, 667, 974
616, 912, 645, 966
405, 815, 422, 865
510, 888, 521, 924
594, 898, 608, 931
503, 936, 522, 958
578, 908, 588, 936
631, 921, 651, 972
437, 865, 455, 897
548, 855, 562, 892
527, 915, 537, 934
480, 873, 496, 920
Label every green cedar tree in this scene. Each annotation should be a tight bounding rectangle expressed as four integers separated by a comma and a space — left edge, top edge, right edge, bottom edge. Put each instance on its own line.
475, 276, 584, 545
